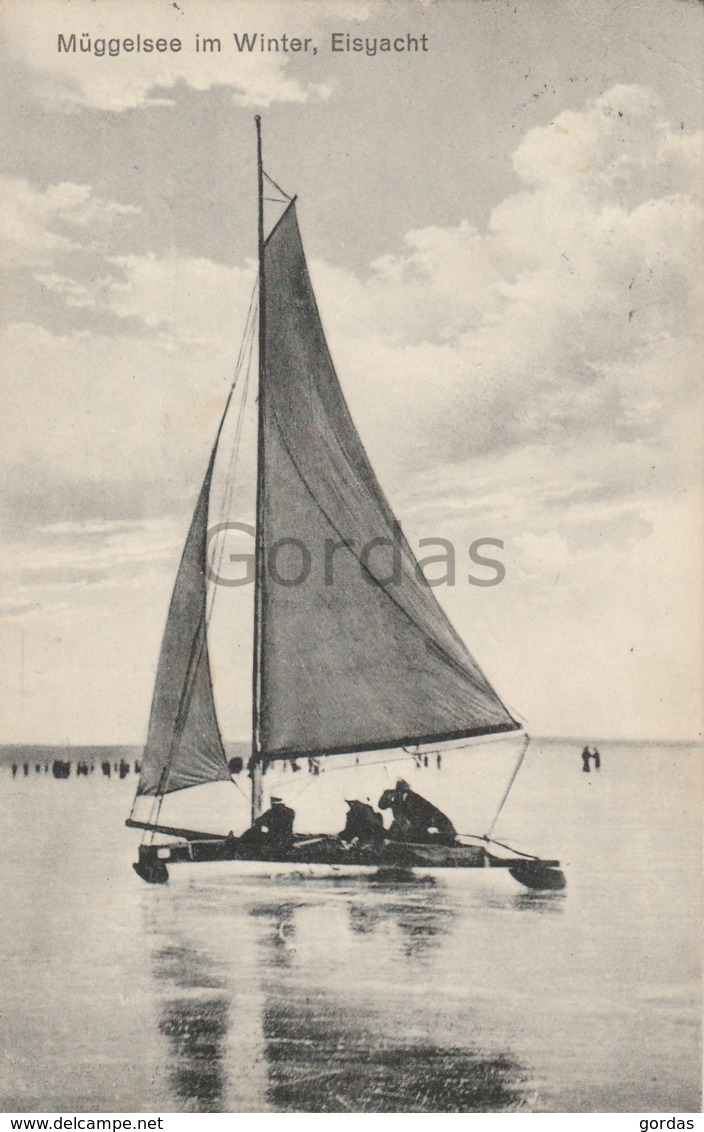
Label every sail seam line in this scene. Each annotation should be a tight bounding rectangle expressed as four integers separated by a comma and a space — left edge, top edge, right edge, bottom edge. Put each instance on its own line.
277, 206, 484, 668
265, 395, 515, 717
264, 207, 517, 724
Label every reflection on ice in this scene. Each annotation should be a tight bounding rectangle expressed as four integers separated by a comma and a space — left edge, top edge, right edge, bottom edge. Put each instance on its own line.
144, 872, 531, 1111
2, 741, 699, 1112
159, 995, 229, 1112
261, 1002, 528, 1112
151, 940, 230, 1111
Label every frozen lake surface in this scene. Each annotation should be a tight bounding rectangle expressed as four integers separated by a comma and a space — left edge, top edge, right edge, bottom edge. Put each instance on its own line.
1, 740, 701, 1112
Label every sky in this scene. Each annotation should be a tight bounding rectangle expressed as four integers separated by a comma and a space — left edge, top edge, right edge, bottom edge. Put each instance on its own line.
0, 0, 702, 743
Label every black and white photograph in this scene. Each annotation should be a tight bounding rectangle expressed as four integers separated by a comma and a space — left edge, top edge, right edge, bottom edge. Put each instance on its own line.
0, 0, 702, 1116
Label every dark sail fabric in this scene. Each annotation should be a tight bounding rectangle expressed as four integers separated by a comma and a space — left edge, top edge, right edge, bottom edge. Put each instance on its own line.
259, 204, 519, 759
137, 457, 231, 795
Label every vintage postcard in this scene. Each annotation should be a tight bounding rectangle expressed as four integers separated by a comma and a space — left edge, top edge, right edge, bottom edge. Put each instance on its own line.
1, 0, 702, 1117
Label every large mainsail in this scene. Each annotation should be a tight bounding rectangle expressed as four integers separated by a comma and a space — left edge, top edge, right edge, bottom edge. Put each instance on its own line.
258, 203, 519, 760
137, 453, 231, 795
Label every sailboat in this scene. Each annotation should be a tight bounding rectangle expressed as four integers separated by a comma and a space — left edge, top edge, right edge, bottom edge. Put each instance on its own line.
126, 119, 565, 891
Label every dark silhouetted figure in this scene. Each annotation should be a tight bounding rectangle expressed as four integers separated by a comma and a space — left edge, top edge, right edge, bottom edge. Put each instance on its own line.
340, 800, 385, 845
101, 761, 111, 778
228, 756, 244, 776
134, 760, 141, 774
12, 763, 18, 778
378, 779, 456, 844
239, 798, 295, 853
119, 759, 130, 779
52, 760, 70, 779
581, 746, 591, 773
592, 747, 601, 770
35, 764, 41, 774
23, 763, 29, 777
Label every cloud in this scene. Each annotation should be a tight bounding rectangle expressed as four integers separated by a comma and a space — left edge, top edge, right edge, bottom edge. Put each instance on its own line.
0, 177, 138, 267
2, 0, 369, 112
0, 313, 260, 535
4, 84, 700, 539
310, 85, 703, 479
289, 84, 702, 739
2, 83, 701, 739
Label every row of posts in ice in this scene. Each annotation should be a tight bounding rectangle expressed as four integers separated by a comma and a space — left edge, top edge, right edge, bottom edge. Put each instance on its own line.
10, 758, 141, 780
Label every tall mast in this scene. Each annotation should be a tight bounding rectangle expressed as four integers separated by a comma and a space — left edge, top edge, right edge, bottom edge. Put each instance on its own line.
251, 114, 265, 821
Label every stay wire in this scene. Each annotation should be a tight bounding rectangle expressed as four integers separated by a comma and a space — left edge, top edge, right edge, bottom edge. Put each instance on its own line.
206, 289, 258, 622
138, 281, 258, 838
264, 170, 292, 201
484, 732, 531, 839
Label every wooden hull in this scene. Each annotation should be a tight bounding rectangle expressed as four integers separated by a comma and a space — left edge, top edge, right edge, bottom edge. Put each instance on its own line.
130, 832, 565, 890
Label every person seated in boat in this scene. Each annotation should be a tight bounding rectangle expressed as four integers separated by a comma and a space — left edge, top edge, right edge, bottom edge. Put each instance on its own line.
339, 799, 385, 846
378, 779, 456, 844
238, 797, 295, 851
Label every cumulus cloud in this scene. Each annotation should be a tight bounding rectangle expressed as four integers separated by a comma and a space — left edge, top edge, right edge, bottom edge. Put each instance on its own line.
292, 84, 702, 739
4, 84, 700, 523
2, 0, 368, 111
315, 85, 702, 476
4, 84, 701, 532
0, 177, 138, 266
2, 83, 701, 739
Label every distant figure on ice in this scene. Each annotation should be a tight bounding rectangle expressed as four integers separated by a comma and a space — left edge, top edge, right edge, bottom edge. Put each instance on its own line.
11, 763, 18, 778
378, 779, 456, 844
581, 746, 591, 773
101, 761, 111, 778
23, 762, 29, 777
592, 747, 601, 770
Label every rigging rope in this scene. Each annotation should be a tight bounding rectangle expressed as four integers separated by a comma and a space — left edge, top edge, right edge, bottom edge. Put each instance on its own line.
484, 732, 531, 839
264, 170, 292, 202
206, 287, 258, 622
138, 282, 258, 838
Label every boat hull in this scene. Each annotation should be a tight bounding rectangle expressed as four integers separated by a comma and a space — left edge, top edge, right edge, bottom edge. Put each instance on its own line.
130, 832, 565, 890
